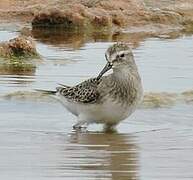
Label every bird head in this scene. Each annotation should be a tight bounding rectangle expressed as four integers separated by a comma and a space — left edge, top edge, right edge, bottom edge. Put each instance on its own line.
97, 43, 135, 79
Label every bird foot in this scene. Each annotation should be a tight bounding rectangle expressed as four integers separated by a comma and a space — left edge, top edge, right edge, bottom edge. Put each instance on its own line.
73, 124, 87, 131
103, 124, 117, 133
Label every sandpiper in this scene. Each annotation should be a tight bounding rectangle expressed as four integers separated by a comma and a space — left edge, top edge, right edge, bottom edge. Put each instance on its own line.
43, 43, 143, 130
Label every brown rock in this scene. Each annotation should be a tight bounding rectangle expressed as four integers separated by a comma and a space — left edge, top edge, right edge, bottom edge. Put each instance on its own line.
32, 9, 86, 30
111, 11, 126, 26
147, 10, 182, 25
32, 6, 112, 31
0, 36, 39, 58
97, 0, 144, 11
88, 8, 112, 28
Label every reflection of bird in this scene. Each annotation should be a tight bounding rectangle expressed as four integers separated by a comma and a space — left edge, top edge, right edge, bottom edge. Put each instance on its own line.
40, 43, 143, 129
66, 132, 139, 180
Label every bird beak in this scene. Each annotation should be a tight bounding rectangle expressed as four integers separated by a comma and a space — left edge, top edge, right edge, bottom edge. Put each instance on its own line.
97, 61, 112, 80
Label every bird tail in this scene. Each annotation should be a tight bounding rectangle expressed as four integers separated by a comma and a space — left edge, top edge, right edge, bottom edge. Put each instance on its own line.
35, 89, 57, 95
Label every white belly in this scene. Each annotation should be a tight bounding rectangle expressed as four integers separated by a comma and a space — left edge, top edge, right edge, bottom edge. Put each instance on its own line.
58, 95, 137, 125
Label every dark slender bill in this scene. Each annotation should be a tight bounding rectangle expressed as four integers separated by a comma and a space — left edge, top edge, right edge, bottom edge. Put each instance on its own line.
97, 54, 112, 80
97, 62, 112, 80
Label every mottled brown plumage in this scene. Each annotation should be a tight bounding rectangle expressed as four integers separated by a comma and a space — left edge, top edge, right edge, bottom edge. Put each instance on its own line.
56, 78, 101, 103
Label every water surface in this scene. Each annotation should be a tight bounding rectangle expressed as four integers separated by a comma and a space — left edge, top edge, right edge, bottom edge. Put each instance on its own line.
0, 25, 193, 180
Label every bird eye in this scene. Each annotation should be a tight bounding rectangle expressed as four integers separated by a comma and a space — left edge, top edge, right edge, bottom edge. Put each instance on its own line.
120, 53, 125, 58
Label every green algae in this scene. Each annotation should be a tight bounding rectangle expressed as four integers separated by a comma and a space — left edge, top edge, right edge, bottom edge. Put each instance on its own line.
0, 56, 36, 75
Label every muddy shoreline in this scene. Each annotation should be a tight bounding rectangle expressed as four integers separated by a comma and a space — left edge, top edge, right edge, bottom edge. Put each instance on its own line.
0, 0, 193, 34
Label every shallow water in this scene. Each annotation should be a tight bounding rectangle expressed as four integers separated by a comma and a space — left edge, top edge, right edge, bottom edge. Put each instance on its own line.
0, 25, 193, 180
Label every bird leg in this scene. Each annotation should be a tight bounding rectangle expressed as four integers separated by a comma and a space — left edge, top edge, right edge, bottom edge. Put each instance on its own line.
103, 123, 117, 133
73, 118, 88, 130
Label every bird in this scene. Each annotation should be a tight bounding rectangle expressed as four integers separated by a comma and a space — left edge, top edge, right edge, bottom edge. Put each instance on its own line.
39, 43, 143, 130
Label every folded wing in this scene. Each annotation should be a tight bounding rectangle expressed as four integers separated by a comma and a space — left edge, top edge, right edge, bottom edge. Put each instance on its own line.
56, 78, 102, 103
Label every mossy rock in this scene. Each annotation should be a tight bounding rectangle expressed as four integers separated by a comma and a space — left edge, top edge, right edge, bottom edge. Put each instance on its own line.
0, 36, 39, 59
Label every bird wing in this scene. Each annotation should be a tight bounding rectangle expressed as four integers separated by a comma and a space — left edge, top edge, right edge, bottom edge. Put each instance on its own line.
56, 78, 102, 103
